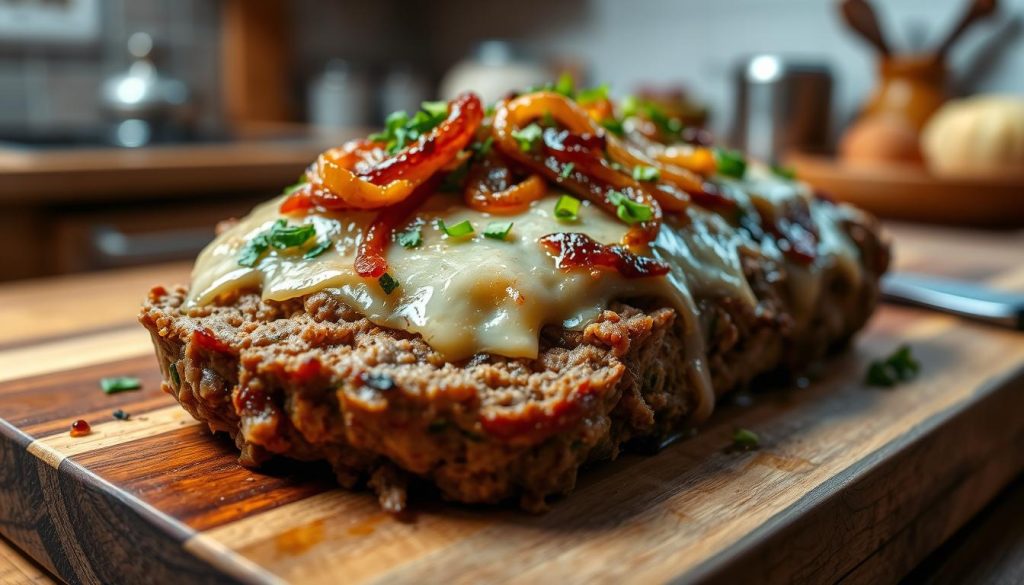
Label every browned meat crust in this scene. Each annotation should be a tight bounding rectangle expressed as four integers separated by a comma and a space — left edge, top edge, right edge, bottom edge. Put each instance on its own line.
139, 216, 888, 512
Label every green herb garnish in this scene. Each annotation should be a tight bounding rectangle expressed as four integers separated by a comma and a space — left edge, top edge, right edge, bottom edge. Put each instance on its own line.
303, 240, 332, 259
483, 221, 514, 240
237, 233, 270, 268
397, 226, 422, 248
608, 190, 653, 224
554, 72, 575, 97
771, 164, 797, 180
576, 83, 609, 105
101, 377, 142, 394
168, 362, 180, 389
368, 100, 449, 155
554, 194, 581, 221
560, 162, 575, 179
511, 123, 544, 152
438, 219, 474, 239
715, 148, 747, 179
268, 222, 316, 249
865, 345, 920, 387
600, 117, 625, 136
632, 165, 660, 182
471, 136, 494, 159
378, 273, 400, 294
733, 428, 760, 450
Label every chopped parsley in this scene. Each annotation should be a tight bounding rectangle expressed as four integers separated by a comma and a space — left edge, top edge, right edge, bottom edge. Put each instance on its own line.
238, 219, 319, 267
112, 409, 131, 421
554, 194, 581, 221
438, 219, 474, 239
771, 164, 797, 180
608, 190, 654, 224
559, 162, 575, 179
865, 345, 920, 387
378, 273, 400, 294
632, 165, 660, 182
511, 123, 544, 152
483, 221, 514, 240
397, 226, 422, 248
368, 100, 449, 155
100, 377, 142, 394
732, 428, 760, 450
715, 148, 747, 179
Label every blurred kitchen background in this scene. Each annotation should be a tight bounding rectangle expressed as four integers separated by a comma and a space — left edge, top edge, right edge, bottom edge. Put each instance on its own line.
0, 0, 1021, 281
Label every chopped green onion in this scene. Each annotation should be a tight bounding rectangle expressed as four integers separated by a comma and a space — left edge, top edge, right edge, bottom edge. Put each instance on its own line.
378, 273, 400, 294
438, 219, 474, 239
866, 345, 920, 387
608, 190, 653, 224
483, 221, 514, 240
554, 72, 575, 97
632, 165, 660, 182
554, 194, 581, 221
715, 148, 747, 179
576, 83, 609, 105
560, 162, 575, 179
733, 428, 760, 450
511, 123, 544, 152
303, 240, 332, 259
397, 226, 422, 248
101, 377, 142, 394
771, 164, 797, 180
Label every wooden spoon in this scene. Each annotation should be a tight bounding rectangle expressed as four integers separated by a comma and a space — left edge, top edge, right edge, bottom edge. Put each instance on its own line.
935, 0, 999, 60
840, 0, 891, 55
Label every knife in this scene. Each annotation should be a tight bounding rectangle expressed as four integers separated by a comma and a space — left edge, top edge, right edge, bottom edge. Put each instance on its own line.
881, 272, 1024, 330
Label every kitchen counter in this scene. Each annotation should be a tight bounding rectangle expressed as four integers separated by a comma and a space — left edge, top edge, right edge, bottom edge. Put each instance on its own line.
0, 129, 361, 203
0, 223, 1020, 584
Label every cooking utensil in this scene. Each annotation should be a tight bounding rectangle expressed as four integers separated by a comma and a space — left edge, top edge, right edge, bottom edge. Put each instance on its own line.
840, 0, 891, 55
731, 55, 833, 163
936, 0, 999, 60
882, 272, 1024, 329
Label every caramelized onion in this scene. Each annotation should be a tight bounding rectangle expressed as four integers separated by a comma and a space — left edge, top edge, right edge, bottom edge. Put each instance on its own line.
282, 93, 483, 213
538, 232, 670, 278
355, 179, 438, 278
491, 91, 662, 246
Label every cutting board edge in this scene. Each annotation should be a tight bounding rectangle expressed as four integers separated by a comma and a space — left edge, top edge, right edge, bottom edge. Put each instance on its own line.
0, 418, 266, 585
683, 362, 1024, 585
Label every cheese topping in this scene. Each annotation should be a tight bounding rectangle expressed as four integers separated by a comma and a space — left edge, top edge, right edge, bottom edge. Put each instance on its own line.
189, 164, 865, 423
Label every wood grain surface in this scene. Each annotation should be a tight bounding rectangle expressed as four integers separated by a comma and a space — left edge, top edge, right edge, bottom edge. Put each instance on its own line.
0, 225, 1021, 585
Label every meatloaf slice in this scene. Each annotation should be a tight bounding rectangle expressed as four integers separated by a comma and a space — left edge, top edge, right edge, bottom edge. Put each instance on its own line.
138, 212, 887, 512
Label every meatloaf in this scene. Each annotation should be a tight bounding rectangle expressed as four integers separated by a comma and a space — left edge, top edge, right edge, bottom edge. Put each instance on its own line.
140, 216, 886, 512
139, 86, 889, 511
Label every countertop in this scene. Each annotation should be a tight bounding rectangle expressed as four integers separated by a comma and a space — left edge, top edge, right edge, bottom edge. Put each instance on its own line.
0, 128, 362, 203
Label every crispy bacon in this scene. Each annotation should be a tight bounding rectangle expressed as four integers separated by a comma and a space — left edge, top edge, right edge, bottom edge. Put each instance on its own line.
538, 232, 670, 278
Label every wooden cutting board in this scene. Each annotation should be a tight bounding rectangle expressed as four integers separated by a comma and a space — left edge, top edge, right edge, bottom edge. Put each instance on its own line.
1, 227, 1022, 585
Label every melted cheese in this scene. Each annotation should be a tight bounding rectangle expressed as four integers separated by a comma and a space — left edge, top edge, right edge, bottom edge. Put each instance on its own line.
189, 168, 865, 423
